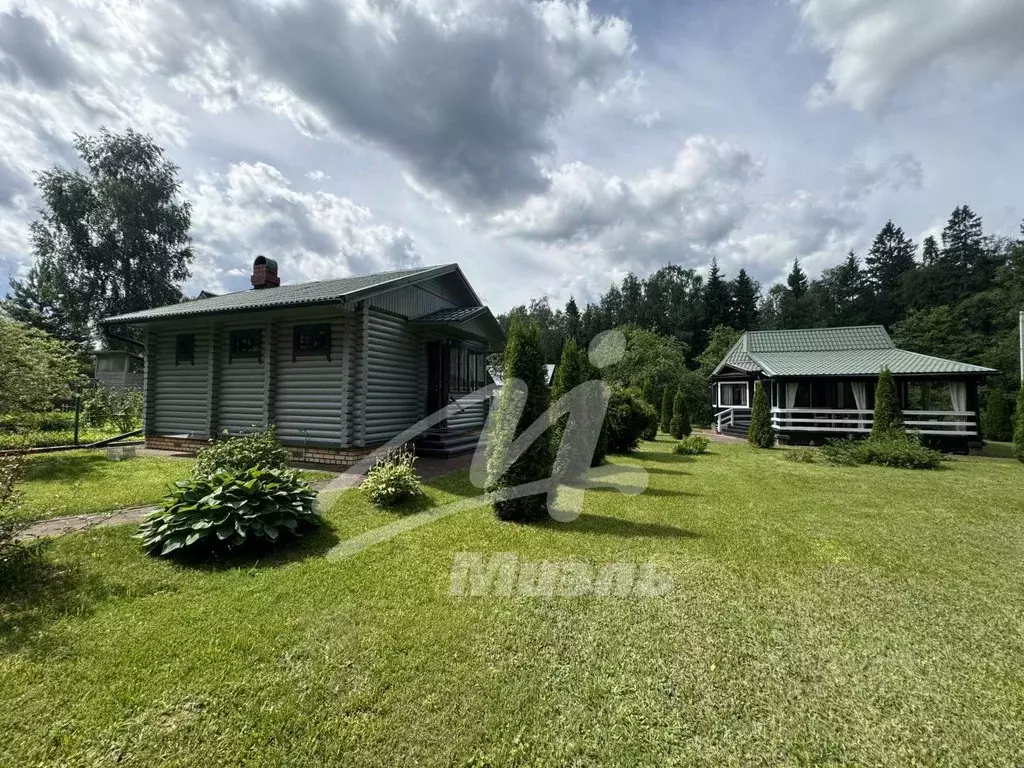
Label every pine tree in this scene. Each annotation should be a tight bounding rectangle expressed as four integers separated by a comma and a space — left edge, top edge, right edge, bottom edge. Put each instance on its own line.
669, 390, 690, 439
488, 316, 553, 522
659, 387, 672, 433
1014, 382, 1024, 464
781, 258, 810, 328
703, 258, 732, 331
729, 268, 760, 330
871, 368, 903, 437
564, 296, 581, 343
981, 389, 1012, 443
865, 220, 916, 327
748, 380, 773, 448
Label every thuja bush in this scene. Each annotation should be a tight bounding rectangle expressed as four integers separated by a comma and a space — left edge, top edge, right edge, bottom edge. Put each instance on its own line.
487, 316, 553, 522
748, 381, 773, 448
1014, 382, 1024, 464
193, 427, 291, 478
605, 388, 657, 454
361, 449, 422, 508
981, 390, 1012, 443
137, 467, 319, 556
669, 390, 690, 439
659, 388, 672, 434
872, 368, 903, 438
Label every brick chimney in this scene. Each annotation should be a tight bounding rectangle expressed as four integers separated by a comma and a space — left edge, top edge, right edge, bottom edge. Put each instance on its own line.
251, 255, 280, 289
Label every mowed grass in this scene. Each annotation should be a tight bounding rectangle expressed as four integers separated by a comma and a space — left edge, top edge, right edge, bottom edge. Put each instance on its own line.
16, 450, 195, 521
2, 440, 1024, 766
14, 451, 335, 521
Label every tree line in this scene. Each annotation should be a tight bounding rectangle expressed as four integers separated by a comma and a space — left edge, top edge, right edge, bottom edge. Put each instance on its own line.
498, 207, 1024, 398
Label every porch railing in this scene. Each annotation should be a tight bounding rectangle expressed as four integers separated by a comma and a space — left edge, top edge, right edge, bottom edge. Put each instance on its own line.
716, 407, 751, 432
770, 408, 977, 436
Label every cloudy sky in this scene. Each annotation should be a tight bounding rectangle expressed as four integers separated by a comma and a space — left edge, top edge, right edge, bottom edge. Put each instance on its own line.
1, 0, 1022, 312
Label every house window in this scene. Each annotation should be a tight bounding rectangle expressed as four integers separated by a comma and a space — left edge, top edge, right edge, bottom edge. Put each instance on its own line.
229, 329, 263, 362
292, 323, 331, 361
718, 382, 748, 407
175, 334, 195, 365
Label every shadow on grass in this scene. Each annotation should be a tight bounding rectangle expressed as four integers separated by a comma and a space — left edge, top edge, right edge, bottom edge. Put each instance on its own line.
540, 513, 698, 539
161, 521, 341, 572
23, 452, 110, 482
627, 450, 705, 465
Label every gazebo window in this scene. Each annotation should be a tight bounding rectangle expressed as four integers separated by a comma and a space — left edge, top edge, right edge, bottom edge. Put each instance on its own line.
718, 382, 748, 407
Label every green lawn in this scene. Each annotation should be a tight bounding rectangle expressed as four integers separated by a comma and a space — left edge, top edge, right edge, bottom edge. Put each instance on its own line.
16, 450, 195, 521
14, 451, 335, 522
2, 440, 1024, 766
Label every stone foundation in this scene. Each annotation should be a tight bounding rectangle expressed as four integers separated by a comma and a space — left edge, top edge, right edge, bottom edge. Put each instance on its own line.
145, 435, 381, 469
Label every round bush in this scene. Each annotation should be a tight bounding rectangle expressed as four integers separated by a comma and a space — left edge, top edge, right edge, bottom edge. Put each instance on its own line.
137, 467, 319, 556
605, 388, 658, 454
361, 450, 423, 508
674, 435, 710, 455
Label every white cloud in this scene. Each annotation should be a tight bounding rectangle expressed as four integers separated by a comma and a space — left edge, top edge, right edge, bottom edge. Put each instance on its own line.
186, 162, 422, 293
489, 135, 758, 268
795, 0, 1024, 110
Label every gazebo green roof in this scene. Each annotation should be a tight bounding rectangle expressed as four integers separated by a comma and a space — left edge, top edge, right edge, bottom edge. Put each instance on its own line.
713, 326, 995, 378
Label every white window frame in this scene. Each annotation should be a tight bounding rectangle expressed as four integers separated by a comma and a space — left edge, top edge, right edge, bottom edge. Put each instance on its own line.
717, 381, 749, 408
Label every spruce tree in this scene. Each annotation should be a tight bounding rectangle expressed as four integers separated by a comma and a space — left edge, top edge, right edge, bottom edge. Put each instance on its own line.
1014, 382, 1024, 464
488, 316, 553, 522
981, 390, 1012, 443
748, 380, 773, 448
871, 368, 903, 438
703, 257, 732, 331
669, 391, 690, 439
729, 268, 760, 330
659, 387, 672, 433
865, 220, 916, 327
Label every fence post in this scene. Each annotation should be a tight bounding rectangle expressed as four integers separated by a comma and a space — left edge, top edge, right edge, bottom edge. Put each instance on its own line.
73, 393, 81, 446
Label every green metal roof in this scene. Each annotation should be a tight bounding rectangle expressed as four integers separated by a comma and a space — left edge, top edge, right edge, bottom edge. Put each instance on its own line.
409, 306, 487, 324
713, 325, 995, 377
101, 264, 461, 324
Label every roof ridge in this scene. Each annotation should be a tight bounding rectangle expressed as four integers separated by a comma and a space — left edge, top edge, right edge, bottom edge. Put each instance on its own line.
745, 324, 886, 335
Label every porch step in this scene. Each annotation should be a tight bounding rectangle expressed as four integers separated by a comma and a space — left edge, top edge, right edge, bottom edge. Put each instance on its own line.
415, 429, 485, 458
720, 424, 749, 439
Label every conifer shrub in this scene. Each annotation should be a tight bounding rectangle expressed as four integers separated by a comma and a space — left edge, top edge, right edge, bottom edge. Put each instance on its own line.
659, 387, 672, 434
605, 388, 657, 454
982, 389, 1013, 443
872, 368, 903, 438
1015, 382, 1024, 464
487, 316, 553, 522
669, 391, 690, 439
748, 380, 774, 448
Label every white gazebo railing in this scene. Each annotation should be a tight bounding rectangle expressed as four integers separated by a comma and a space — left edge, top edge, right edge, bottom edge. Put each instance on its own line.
770, 408, 977, 436
716, 406, 751, 432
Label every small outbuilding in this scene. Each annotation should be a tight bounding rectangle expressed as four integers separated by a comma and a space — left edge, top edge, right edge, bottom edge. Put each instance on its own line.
709, 325, 997, 452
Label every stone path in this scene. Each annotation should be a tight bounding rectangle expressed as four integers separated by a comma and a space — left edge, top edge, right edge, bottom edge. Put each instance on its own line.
19, 452, 478, 541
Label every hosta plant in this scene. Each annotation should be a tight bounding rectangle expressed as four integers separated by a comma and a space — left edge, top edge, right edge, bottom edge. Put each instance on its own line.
137, 467, 319, 556
192, 427, 291, 478
361, 449, 423, 508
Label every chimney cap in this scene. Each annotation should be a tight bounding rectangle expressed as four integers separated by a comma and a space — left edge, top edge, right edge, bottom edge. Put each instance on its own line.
253, 255, 278, 271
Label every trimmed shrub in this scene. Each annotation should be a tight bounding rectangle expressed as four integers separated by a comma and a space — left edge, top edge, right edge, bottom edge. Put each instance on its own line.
136, 467, 319, 556
487, 316, 553, 522
659, 388, 672, 433
982, 389, 1013, 443
872, 368, 903, 438
0, 411, 76, 433
361, 449, 422, 508
669, 391, 690, 439
821, 434, 943, 470
193, 427, 291, 479
1015, 382, 1024, 464
674, 435, 710, 455
748, 380, 774, 448
605, 388, 658, 454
